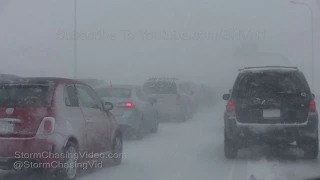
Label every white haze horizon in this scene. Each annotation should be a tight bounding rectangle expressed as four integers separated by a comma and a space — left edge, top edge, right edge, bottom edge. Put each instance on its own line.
0, 0, 319, 93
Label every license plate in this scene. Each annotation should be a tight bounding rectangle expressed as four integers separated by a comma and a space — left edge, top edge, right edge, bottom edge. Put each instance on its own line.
263, 109, 280, 118
0, 122, 14, 133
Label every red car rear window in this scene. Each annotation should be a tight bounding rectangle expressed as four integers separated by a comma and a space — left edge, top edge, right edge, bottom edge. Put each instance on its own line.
0, 84, 54, 107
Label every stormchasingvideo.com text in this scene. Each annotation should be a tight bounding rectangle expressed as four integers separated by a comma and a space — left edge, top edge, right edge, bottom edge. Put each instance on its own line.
15, 151, 126, 160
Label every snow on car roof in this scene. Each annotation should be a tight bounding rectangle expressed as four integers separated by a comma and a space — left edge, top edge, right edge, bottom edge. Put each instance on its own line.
0, 77, 72, 86
94, 84, 140, 89
238, 66, 298, 72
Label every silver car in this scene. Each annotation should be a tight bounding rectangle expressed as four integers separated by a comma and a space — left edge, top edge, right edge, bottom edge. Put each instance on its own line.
94, 84, 159, 139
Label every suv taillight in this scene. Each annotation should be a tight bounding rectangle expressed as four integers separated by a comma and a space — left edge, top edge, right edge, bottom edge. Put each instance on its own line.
37, 117, 55, 135
227, 100, 235, 113
309, 99, 316, 112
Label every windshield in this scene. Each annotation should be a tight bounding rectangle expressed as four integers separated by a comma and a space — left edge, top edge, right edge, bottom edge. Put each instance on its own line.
0, 85, 53, 107
95, 87, 131, 98
143, 82, 178, 94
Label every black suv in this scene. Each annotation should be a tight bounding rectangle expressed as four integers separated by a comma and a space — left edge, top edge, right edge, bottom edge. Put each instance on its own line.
223, 66, 318, 159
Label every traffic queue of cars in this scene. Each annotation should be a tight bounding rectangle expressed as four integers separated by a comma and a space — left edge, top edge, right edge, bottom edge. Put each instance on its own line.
0, 75, 213, 180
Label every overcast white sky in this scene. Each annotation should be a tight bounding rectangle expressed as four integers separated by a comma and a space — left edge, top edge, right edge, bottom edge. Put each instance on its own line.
0, 0, 319, 93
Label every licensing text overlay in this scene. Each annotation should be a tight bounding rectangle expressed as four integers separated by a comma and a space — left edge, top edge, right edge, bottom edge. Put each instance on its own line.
13, 160, 103, 170
13, 151, 126, 170
56, 29, 266, 41
15, 151, 126, 160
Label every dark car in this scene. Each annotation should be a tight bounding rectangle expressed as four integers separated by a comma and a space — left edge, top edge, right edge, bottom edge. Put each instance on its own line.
0, 77, 122, 179
223, 66, 318, 159
94, 84, 159, 139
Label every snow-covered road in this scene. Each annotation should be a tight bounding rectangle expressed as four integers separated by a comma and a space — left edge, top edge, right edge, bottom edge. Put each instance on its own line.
1, 102, 320, 180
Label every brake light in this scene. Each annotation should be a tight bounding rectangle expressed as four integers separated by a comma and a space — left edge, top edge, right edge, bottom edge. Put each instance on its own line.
108, 88, 113, 90
227, 100, 235, 113
44, 120, 52, 132
37, 117, 55, 135
309, 100, 316, 112
125, 102, 133, 107
118, 101, 134, 108
191, 93, 195, 97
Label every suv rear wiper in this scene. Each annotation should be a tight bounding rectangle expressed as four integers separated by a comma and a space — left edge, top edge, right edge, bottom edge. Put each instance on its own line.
276, 91, 294, 94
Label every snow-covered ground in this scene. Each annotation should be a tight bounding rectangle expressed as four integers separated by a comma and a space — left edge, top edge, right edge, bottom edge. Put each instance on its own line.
1, 102, 320, 180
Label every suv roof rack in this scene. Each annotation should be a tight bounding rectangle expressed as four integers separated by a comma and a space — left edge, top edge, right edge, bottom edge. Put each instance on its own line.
238, 66, 298, 71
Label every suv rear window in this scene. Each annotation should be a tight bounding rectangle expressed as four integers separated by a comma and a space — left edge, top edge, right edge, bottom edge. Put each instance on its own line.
0, 84, 54, 107
95, 87, 132, 98
234, 71, 310, 99
143, 81, 178, 94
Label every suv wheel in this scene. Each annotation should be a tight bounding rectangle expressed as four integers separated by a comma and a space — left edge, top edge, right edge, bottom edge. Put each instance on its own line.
189, 104, 195, 120
224, 132, 237, 159
136, 117, 145, 140
150, 114, 159, 133
299, 138, 319, 159
179, 106, 188, 122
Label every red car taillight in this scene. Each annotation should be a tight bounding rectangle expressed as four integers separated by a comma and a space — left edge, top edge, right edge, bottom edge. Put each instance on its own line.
309, 99, 316, 112
44, 120, 53, 133
227, 100, 235, 113
37, 117, 55, 135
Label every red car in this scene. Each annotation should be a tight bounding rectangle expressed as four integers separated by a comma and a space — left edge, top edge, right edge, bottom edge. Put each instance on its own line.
0, 77, 122, 179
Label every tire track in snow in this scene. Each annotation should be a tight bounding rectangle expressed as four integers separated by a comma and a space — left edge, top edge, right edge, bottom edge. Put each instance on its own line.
226, 161, 236, 180
225, 160, 248, 180
246, 159, 285, 180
